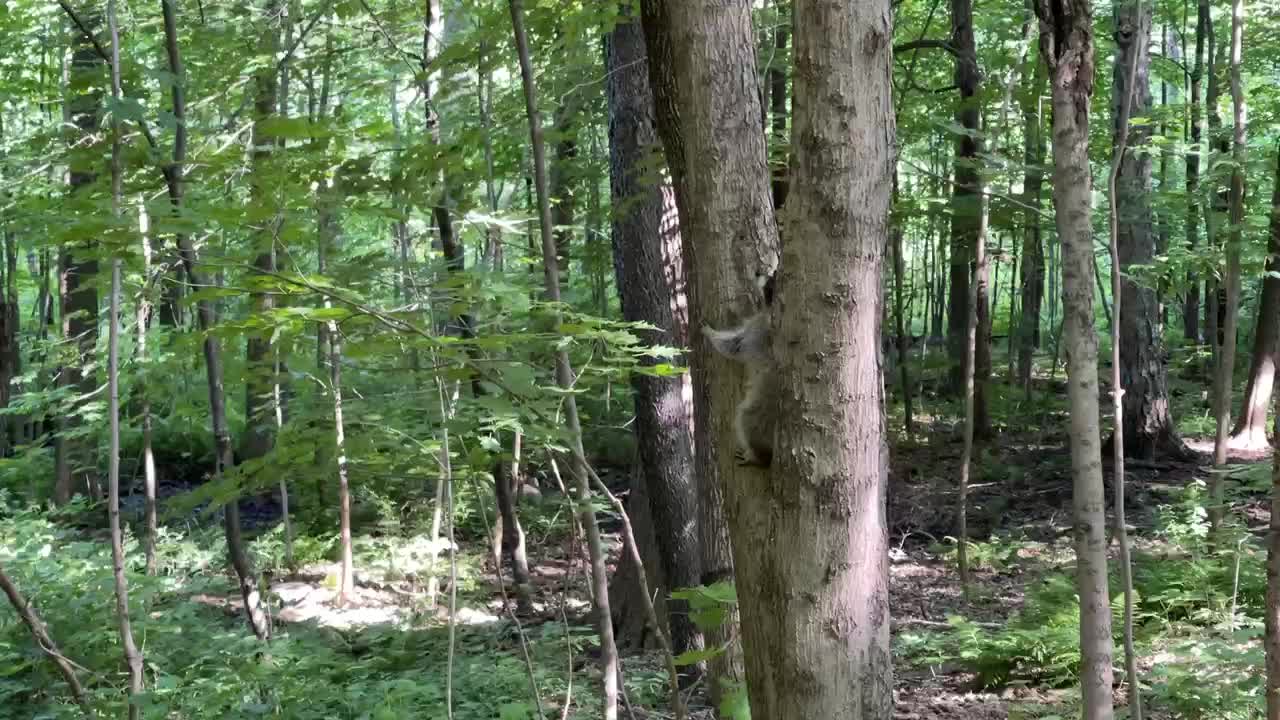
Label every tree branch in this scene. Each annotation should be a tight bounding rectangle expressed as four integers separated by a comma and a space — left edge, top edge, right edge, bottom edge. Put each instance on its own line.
894, 38, 960, 57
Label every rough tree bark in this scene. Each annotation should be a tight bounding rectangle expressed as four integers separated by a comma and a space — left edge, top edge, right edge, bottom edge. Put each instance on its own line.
748, 0, 895, 714
1112, 0, 1187, 460
1033, 0, 1116, 715
639, 0, 756, 700
1232, 147, 1280, 449
769, 16, 789, 211
604, 9, 703, 667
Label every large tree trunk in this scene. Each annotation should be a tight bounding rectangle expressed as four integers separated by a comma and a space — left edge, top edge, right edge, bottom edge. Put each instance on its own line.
242, 4, 281, 463
752, 0, 894, 714
639, 0, 757, 701
55, 13, 103, 505
1112, 0, 1186, 460
1034, 0, 1116, 716
605, 10, 703, 668
1017, 44, 1046, 394
1232, 148, 1280, 449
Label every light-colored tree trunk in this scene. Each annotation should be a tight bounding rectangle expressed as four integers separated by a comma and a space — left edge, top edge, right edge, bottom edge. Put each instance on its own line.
1232, 147, 1280, 449
329, 316, 354, 604
138, 198, 158, 574
1212, 0, 1246, 515
509, 2, 620, 716
107, 5, 143, 711
1034, 0, 1116, 716
742, 0, 895, 714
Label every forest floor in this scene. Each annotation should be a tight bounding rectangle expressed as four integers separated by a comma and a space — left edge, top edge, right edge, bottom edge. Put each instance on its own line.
168, 377, 1272, 719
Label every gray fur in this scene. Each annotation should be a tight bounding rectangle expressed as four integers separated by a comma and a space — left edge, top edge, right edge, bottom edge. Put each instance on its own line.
702, 296, 775, 467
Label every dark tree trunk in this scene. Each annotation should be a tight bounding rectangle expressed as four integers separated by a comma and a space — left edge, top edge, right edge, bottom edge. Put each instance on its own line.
55, 12, 103, 504
1016, 51, 1046, 394
605, 10, 704, 668
948, 0, 989, 438
769, 18, 789, 210
1231, 146, 1280, 448
1112, 0, 1187, 460
640, 0, 773, 704
1184, 0, 1206, 343
242, 9, 280, 463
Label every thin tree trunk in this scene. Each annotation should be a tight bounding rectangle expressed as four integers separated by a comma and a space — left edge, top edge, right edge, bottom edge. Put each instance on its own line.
1211, 0, 1245, 524
509, 3, 620, 717
1232, 145, 1280, 449
107, 5, 144, 709
1034, 0, 1116, 715
0, 562, 88, 709
1184, 0, 1207, 342
605, 7, 704, 668
893, 175, 914, 432
1108, 5, 1144, 712
328, 316, 354, 604
163, 0, 269, 641
958, 181, 983, 595
138, 199, 158, 574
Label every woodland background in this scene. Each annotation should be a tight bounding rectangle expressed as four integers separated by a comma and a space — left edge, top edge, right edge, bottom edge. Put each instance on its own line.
0, 0, 1279, 718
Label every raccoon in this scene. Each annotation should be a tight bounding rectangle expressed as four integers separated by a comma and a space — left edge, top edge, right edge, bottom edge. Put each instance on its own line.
702, 272, 777, 467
